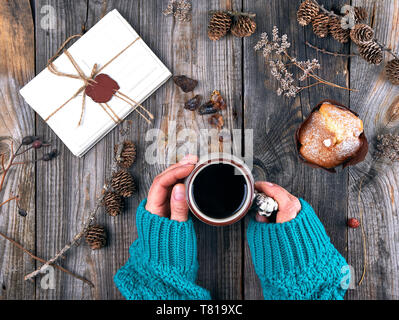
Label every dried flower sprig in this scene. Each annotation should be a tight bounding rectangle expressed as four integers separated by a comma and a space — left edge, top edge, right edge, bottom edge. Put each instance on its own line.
163, 0, 192, 22
0, 136, 57, 212
254, 26, 355, 98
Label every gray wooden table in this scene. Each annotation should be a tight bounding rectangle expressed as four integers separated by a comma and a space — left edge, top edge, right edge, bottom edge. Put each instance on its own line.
0, 0, 398, 300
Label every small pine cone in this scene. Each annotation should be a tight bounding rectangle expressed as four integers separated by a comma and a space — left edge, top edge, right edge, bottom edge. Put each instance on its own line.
103, 191, 124, 217
85, 225, 107, 250
297, 0, 320, 26
358, 41, 383, 65
208, 12, 232, 41
312, 13, 329, 38
354, 6, 368, 23
111, 170, 135, 198
329, 17, 350, 43
114, 141, 136, 169
231, 16, 256, 38
350, 24, 374, 45
385, 59, 399, 85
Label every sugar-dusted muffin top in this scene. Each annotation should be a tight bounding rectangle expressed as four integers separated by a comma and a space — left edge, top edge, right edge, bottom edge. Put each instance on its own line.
299, 102, 364, 169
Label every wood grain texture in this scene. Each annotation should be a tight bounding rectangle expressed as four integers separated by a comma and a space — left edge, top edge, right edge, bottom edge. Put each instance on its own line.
136, 0, 244, 299
347, 0, 399, 300
1, 0, 398, 300
242, 0, 351, 299
0, 0, 36, 300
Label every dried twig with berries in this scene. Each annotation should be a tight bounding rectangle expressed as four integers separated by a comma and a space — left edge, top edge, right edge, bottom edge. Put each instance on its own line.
0, 136, 58, 213
254, 26, 355, 98
24, 140, 137, 282
297, 0, 399, 85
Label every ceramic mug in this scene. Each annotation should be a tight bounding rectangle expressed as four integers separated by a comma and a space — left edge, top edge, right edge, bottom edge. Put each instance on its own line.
185, 153, 255, 226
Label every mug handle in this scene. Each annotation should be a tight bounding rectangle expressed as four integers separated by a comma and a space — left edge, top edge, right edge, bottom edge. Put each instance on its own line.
251, 157, 279, 217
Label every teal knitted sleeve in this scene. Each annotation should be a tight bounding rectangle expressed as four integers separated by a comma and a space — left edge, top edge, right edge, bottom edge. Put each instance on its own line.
247, 199, 350, 300
114, 199, 211, 300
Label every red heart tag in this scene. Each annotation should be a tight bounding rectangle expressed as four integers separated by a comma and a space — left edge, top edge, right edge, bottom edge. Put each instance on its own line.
85, 74, 120, 103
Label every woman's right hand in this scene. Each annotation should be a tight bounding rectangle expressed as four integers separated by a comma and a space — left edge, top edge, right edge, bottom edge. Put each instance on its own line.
255, 182, 301, 224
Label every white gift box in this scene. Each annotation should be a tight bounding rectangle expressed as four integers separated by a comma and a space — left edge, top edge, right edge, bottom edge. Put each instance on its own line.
20, 9, 171, 157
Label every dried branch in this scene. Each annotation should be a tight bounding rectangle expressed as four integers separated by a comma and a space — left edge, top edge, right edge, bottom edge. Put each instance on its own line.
24, 145, 124, 282
209, 10, 256, 19
0, 137, 57, 211
305, 41, 358, 57
0, 230, 93, 287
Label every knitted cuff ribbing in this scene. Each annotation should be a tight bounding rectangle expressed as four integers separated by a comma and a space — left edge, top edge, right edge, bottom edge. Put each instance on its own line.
247, 199, 333, 279
133, 199, 198, 275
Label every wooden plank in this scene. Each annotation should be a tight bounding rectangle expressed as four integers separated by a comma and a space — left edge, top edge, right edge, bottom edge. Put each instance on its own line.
34, 0, 95, 300
347, 0, 399, 300
34, 0, 146, 300
137, 0, 244, 300
0, 0, 36, 300
243, 0, 351, 299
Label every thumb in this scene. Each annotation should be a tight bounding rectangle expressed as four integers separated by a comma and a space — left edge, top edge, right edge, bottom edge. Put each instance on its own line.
170, 184, 189, 222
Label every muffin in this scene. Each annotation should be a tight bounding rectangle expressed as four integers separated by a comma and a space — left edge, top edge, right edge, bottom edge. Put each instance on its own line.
297, 101, 367, 170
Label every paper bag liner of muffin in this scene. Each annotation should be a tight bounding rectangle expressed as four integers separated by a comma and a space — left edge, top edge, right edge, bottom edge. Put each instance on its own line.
294, 99, 369, 173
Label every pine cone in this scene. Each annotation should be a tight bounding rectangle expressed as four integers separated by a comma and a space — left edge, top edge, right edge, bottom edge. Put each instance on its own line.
103, 191, 124, 217
385, 59, 399, 85
358, 41, 383, 65
312, 13, 329, 38
297, 0, 320, 26
208, 12, 232, 41
85, 225, 107, 250
354, 6, 368, 23
114, 141, 136, 169
231, 16, 256, 38
329, 17, 350, 43
111, 170, 135, 198
350, 24, 374, 45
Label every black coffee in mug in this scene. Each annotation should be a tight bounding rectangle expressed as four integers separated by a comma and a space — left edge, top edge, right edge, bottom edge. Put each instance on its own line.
191, 163, 248, 219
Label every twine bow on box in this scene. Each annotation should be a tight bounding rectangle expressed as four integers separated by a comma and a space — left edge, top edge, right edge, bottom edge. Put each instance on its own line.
45, 34, 154, 126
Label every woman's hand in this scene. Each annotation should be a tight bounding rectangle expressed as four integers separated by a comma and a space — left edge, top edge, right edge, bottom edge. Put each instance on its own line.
145, 155, 198, 222
255, 182, 301, 224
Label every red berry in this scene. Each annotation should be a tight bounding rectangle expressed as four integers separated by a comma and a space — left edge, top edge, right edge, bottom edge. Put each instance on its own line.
348, 218, 360, 229
32, 140, 43, 149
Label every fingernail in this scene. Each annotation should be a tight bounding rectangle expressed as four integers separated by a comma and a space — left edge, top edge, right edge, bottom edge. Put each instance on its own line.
266, 182, 274, 187
173, 185, 186, 201
179, 155, 198, 165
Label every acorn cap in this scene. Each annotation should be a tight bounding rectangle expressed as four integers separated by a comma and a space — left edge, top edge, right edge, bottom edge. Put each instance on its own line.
294, 99, 369, 173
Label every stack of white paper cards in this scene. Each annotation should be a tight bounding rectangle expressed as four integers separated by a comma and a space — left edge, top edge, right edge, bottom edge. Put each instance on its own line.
20, 9, 171, 157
